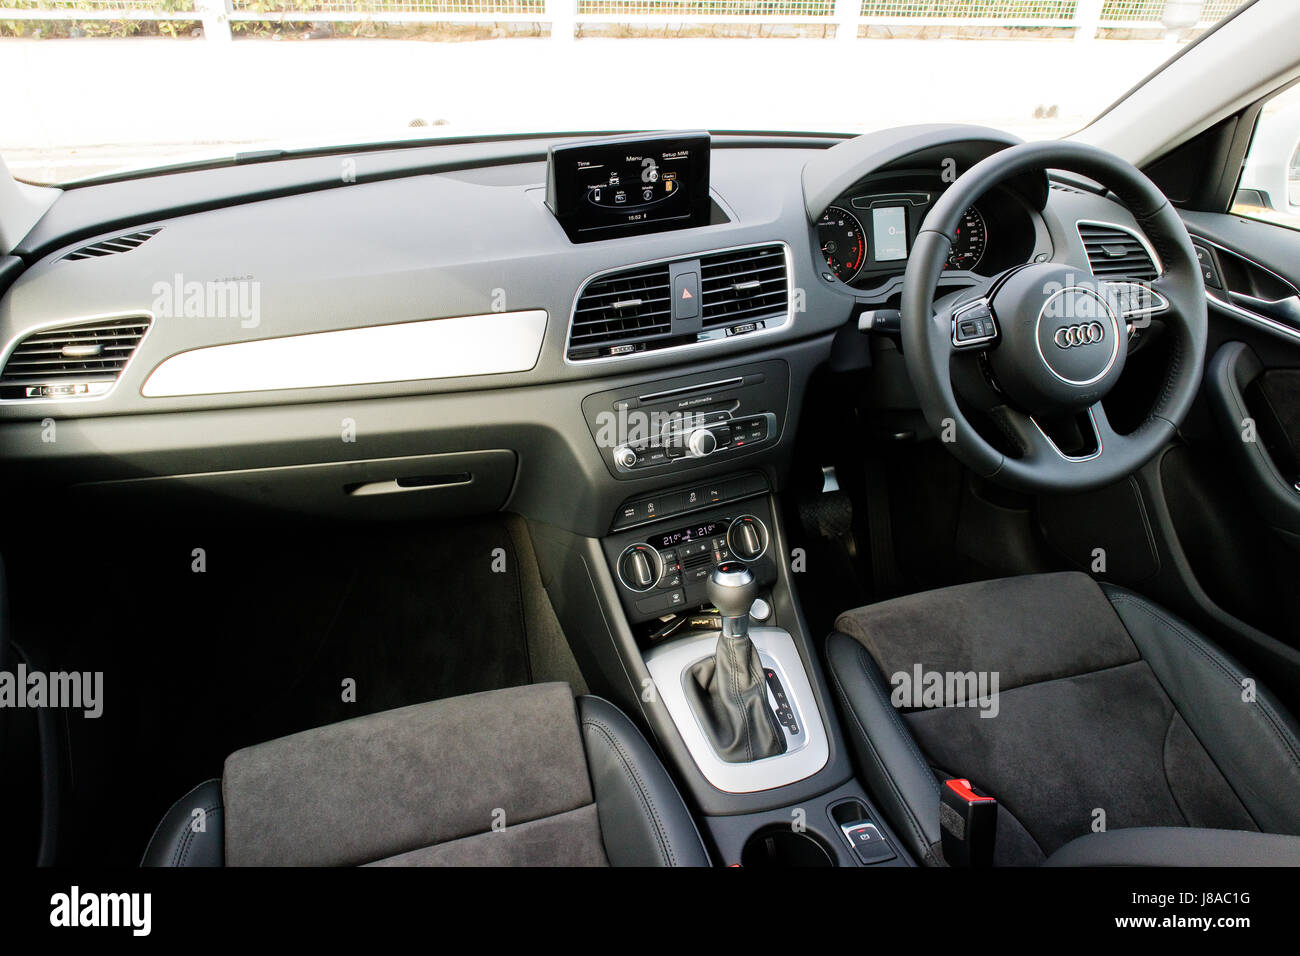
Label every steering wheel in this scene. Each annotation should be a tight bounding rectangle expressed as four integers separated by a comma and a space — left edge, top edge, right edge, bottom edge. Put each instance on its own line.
901, 141, 1208, 494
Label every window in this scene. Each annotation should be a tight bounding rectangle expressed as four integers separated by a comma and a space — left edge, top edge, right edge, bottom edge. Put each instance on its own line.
1233, 82, 1300, 231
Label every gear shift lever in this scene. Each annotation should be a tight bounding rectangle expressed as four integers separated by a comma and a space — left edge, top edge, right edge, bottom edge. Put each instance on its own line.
683, 562, 787, 763
707, 561, 758, 638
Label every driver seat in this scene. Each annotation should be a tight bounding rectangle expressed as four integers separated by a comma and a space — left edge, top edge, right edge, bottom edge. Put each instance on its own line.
826, 572, 1300, 866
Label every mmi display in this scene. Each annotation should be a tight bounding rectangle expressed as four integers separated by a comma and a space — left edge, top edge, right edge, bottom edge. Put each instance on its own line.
546, 131, 712, 241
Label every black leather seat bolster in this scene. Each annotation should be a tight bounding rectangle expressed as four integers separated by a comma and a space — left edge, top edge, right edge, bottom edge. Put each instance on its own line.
1047, 827, 1300, 867
578, 695, 710, 867
1101, 584, 1300, 835
825, 631, 943, 865
144, 690, 710, 867
142, 779, 224, 867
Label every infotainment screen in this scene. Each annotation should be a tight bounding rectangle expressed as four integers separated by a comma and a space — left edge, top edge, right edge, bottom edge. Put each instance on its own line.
546, 131, 712, 242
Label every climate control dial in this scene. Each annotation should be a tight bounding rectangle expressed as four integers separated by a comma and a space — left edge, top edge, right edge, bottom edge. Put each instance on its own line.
726, 514, 769, 562
616, 543, 664, 593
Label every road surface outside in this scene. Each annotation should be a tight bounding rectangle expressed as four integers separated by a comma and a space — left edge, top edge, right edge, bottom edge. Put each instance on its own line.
2, 34, 1185, 183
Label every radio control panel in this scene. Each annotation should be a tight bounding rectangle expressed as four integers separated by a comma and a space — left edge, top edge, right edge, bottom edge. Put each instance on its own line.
611, 411, 775, 473
582, 360, 788, 479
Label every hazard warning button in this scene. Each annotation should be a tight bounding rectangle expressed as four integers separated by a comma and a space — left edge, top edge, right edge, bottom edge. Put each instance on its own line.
673, 271, 700, 321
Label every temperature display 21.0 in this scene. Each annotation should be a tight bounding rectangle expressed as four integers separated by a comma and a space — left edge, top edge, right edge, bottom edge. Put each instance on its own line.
655, 519, 729, 551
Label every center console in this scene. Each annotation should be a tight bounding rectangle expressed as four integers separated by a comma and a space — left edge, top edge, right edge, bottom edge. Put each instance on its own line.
532, 356, 910, 866
593, 476, 908, 866
604, 490, 829, 792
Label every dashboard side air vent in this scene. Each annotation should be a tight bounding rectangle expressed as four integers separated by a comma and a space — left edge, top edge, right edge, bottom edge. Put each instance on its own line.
0, 315, 152, 400
700, 244, 789, 331
1078, 222, 1159, 281
62, 228, 161, 262
567, 263, 673, 360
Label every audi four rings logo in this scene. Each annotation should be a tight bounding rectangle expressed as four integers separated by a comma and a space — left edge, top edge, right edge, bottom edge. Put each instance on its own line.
1053, 322, 1106, 349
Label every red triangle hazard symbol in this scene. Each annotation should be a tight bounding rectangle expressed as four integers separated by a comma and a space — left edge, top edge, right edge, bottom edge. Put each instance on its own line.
681, 287, 693, 299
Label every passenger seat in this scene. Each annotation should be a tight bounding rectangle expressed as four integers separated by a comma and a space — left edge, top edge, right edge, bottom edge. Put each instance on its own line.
143, 683, 709, 867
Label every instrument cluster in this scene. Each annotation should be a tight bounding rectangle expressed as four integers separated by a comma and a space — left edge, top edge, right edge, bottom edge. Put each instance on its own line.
815, 177, 1035, 289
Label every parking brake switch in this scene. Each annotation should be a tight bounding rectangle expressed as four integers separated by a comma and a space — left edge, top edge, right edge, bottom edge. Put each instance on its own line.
838, 819, 896, 865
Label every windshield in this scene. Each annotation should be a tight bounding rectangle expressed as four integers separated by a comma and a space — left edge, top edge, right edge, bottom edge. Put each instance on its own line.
4, 0, 1251, 184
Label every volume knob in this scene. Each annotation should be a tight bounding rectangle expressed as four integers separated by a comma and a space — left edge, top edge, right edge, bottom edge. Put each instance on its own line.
687, 429, 717, 458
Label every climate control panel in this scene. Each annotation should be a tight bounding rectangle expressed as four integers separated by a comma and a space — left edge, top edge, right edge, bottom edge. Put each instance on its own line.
605, 495, 777, 624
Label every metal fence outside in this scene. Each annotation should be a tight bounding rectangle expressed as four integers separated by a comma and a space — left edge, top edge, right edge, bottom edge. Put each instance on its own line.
0, 0, 1243, 39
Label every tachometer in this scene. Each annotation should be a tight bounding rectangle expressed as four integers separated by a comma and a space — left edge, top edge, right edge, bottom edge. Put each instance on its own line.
947, 206, 988, 271
817, 205, 867, 283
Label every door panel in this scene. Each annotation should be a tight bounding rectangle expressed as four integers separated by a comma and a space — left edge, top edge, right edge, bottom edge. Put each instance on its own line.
1182, 210, 1300, 550
1205, 341, 1300, 547
1128, 209, 1300, 700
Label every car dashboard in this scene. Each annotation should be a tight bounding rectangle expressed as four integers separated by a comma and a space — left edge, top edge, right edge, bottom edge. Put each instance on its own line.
0, 123, 1179, 826
0, 126, 1146, 542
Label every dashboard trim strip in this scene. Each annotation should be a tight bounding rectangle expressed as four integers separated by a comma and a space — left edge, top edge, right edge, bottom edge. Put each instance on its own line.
140, 310, 548, 397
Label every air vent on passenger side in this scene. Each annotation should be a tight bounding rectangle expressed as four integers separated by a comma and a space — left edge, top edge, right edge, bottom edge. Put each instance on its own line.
1078, 222, 1158, 281
700, 245, 789, 330
0, 315, 152, 399
567, 263, 673, 360
62, 228, 161, 261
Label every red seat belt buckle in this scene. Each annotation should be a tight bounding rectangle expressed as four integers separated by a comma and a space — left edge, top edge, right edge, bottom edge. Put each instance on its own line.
940, 778, 997, 868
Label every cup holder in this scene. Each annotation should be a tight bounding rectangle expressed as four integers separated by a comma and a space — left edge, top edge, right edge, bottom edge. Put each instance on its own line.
740, 826, 835, 868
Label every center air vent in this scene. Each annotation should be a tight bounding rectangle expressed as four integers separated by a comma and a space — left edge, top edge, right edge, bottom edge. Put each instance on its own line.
567, 263, 673, 360
62, 228, 161, 262
1078, 222, 1159, 281
567, 243, 790, 362
700, 245, 789, 330
0, 315, 152, 400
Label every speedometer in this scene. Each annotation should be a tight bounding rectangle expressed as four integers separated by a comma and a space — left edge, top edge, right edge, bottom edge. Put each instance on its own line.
947, 206, 988, 271
817, 206, 867, 283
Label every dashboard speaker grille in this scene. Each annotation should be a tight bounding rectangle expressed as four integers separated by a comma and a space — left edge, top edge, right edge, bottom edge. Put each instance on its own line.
568, 263, 673, 359
0, 315, 152, 399
1078, 223, 1158, 281
62, 228, 161, 261
700, 244, 789, 329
